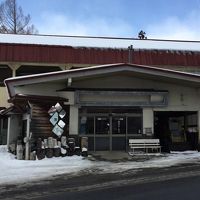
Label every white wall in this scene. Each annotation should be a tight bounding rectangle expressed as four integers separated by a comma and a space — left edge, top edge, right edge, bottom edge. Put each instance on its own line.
13, 74, 200, 111
0, 87, 10, 108
72, 75, 200, 111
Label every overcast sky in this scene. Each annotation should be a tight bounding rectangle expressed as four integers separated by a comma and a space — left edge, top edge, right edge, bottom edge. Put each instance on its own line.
5, 0, 200, 40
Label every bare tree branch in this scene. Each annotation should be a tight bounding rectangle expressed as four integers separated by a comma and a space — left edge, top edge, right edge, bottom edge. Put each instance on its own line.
0, 0, 38, 34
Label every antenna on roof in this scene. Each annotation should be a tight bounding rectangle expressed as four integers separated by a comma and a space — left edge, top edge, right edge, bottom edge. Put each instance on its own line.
138, 30, 147, 39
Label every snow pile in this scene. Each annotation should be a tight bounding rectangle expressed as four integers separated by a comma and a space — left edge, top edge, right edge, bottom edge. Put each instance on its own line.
0, 145, 94, 185
96, 151, 200, 173
1, 145, 200, 185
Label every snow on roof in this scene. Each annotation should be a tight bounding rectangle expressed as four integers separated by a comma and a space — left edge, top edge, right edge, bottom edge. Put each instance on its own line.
1, 33, 200, 51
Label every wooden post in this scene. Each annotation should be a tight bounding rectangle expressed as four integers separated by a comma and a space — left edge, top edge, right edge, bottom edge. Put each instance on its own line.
48, 137, 54, 148
46, 137, 54, 158
6, 117, 11, 149
25, 115, 31, 160
16, 140, 23, 160
44, 139, 48, 148
61, 136, 67, 147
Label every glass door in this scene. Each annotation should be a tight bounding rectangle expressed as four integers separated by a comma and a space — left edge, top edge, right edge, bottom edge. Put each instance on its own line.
112, 116, 126, 150
94, 115, 127, 151
79, 107, 143, 151
95, 116, 110, 151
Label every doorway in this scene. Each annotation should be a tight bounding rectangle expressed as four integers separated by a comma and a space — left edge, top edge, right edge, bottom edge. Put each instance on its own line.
94, 115, 126, 151
154, 111, 198, 151
79, 107, 142, 151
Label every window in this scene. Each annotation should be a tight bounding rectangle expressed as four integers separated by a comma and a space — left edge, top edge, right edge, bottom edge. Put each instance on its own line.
112, 117, 126, 134
2, 118, 8, 129
79, 116, 94, 135
95, 117, 109, 134
127, 116, 142, 134
0, 65, 12, 86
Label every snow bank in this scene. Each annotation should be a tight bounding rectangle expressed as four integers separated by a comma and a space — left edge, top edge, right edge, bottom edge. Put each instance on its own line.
96, 151, 200, 173
1, 145, 200, 185
0, 146, 94, 185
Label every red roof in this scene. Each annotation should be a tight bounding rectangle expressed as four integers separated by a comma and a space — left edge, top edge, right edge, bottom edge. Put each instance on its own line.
0, 42, 200, 66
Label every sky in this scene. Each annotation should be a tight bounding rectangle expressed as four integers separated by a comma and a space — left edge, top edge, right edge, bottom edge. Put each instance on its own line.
2, 0, 200, 40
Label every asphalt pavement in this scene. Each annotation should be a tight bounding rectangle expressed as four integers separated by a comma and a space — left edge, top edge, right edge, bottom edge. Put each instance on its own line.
1, 163, 200, 200
37, 175, 200, 200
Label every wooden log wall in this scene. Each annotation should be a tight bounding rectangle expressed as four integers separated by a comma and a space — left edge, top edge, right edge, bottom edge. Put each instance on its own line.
30, 101, 69, 140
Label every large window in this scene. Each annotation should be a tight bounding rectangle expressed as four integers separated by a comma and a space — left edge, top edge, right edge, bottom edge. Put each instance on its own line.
79, 108, 143, 136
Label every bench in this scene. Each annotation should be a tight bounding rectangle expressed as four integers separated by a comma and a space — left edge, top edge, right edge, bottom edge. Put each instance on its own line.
128, 139, 161, 155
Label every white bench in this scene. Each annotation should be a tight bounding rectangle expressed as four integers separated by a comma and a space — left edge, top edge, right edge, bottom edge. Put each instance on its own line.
128, 139, 161, 155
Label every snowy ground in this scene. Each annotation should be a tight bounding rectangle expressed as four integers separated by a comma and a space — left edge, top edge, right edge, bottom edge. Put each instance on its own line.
1, 145, 200, 185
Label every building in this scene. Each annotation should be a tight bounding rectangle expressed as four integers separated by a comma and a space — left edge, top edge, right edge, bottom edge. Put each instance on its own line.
1, 33, 200, 152
3, 63, 200, 154
1, 34, 200, 109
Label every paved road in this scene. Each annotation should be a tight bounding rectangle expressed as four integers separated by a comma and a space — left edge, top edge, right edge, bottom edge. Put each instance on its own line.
38, 175, 200, 200
1, 163, 200, 200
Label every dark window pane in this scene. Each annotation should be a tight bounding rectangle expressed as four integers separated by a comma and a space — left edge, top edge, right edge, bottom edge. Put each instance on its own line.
95, 117, 110, 134
0, 65, 12, 86
79, 116, 94, 135
112, 117, 126, 134
16, 66, 61, 76
3, 118, 8, 129
127, 117, 142, 134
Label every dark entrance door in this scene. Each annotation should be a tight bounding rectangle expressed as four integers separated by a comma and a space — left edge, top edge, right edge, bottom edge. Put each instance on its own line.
111, 116, 126, 150
95, 115, 126, 151
154, 111, 198, 151
95, 116, 110, 151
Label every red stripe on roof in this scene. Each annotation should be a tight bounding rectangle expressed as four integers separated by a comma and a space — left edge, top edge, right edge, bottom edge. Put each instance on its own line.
0, 43, 200, 66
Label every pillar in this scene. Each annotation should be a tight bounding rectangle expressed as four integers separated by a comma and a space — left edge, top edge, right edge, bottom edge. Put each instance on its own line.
143, 108, 154, 135
23, 114, 31, 160
69, 105, 79, 135
8, 64, 20, 77
6, 116, 11, 148
12, 68, 16, 77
